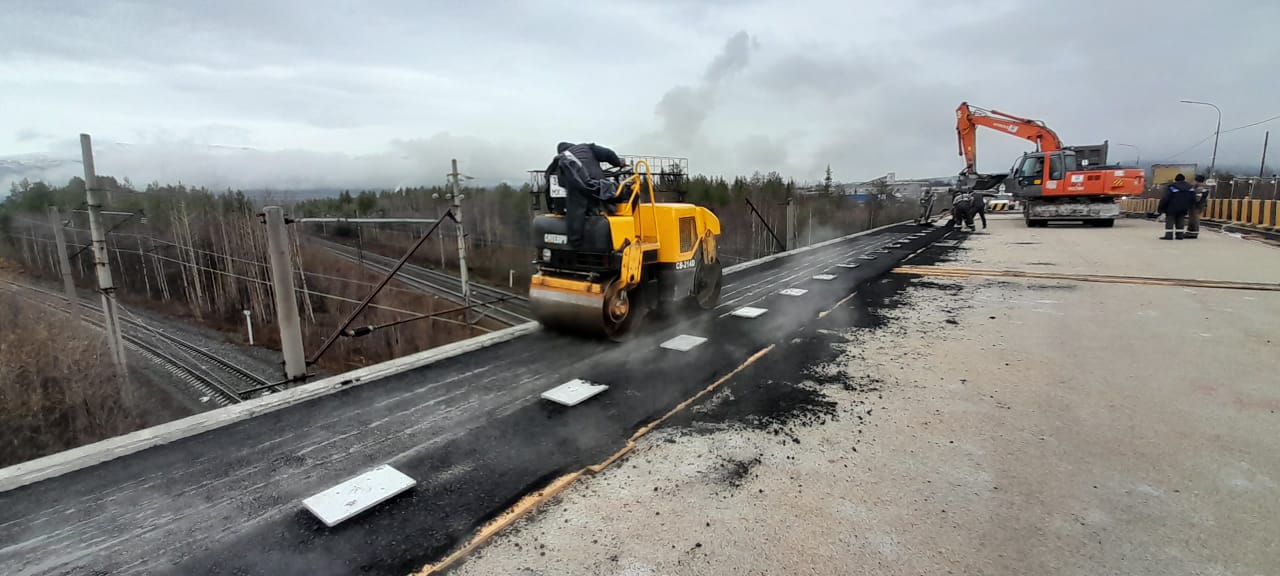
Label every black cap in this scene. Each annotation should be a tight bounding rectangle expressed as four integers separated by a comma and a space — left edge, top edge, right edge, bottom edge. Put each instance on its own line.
1175, 173, 1186, 182
1194, 174, 1206, 182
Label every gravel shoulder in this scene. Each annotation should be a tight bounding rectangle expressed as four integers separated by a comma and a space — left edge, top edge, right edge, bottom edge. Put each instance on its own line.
451, 217, 1280, 576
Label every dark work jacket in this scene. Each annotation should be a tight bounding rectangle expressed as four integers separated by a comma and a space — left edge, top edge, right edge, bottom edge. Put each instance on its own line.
1159, 181, 1195, 214
554, 143, 625, 201
1193, 184, 1211, 209
557, 142, 623, 180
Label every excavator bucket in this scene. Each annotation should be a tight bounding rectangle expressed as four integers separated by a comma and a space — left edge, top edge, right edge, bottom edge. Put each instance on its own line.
972, 173, 1008, 191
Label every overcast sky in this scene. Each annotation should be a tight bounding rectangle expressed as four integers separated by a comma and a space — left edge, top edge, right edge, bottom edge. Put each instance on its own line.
3, 0, 1279, 191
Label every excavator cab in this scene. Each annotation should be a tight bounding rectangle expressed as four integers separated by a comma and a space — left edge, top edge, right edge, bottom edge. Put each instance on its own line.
1006, 150, 1075, 198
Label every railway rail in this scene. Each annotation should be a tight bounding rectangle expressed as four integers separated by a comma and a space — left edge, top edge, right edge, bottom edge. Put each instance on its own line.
317, 239, 534, 326
0, 280, 278, 406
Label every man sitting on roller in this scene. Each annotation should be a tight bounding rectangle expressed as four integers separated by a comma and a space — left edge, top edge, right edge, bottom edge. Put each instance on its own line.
548, 142, 627, 247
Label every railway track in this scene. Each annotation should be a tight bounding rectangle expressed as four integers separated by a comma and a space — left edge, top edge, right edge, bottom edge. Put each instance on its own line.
317, 240, 533, 326
0, 280, 279, 406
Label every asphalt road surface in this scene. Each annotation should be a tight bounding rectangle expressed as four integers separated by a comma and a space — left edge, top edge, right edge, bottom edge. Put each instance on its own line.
0, 223, 947, 576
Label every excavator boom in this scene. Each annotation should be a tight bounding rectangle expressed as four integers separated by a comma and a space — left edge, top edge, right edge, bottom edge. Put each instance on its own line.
956, 102, 1064, 176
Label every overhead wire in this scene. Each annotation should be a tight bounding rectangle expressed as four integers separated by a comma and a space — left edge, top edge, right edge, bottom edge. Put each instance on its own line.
12, 234, 479, 328
1155, 112, 1280, 163
12, 218, 459, 298
1223, 113, 1280, 134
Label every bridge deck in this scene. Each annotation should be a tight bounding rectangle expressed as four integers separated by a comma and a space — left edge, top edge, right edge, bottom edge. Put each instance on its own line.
0, 223, 945, 576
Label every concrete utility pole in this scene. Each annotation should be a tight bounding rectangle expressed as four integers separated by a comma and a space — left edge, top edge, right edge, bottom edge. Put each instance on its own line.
80, 134, 128, 378
264, 206, 306, 380
243, 309, 255, 346
784, 197, 798, 250
449, 159, 472, 325
47, 206, 80, 324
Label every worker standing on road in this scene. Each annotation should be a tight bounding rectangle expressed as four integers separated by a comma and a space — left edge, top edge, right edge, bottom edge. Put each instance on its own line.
917, 188, 936, 225
1186, 174, 1210, 239
1158, 173, 1195, 240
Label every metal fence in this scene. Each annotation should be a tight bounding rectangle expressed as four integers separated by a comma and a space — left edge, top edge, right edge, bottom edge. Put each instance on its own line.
1120, 197, 1280, 229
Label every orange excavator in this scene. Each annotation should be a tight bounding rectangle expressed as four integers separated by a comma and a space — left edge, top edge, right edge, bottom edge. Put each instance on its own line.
955, 102, 1145, 227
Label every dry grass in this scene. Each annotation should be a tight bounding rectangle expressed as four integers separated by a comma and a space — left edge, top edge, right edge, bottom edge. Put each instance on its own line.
0, 284, 140, 468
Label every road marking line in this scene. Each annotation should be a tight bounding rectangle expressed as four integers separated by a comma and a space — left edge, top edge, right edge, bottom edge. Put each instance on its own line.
779, 288, 808, 296
812, 274, 837, 281
817, 291, 860, 319
412, 345, 776, 576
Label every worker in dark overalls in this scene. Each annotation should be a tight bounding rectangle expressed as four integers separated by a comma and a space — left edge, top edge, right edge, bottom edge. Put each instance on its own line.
1186, 174, 1210, 239
1158, 173, 1195, 240
548, 142, 627, 246
950, 191, 986, 231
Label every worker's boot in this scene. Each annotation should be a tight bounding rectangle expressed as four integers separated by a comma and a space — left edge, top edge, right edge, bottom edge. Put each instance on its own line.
1175, 231, 1185, 240
1160, 230, 1173, 240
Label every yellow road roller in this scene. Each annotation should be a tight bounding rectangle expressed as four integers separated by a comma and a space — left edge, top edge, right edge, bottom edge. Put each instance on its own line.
529, 160, 722, 340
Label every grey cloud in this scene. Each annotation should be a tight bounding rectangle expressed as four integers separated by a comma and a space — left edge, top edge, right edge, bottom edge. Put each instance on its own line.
756, 53, 885, 101
655, 31, 758, 148
736, 134, 795, 175
14, 129, 46, 143
5, 0, 1280, 193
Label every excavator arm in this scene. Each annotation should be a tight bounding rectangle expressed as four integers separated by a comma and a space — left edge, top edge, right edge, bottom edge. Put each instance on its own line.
956, 102, 1065, 176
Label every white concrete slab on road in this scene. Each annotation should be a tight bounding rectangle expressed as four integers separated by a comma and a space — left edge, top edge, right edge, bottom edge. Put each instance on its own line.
302, 464, 416, 527
729, 306, 768, 318
541, 379, 609, 406
660, 335, 708, 352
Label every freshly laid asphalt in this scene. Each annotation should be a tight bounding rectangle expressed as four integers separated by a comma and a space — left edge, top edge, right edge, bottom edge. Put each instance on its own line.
0, 223, 950, 576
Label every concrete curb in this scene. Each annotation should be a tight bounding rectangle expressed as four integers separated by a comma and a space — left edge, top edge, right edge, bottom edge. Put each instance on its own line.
0, 220, 917, 493
0, 322, 541, 493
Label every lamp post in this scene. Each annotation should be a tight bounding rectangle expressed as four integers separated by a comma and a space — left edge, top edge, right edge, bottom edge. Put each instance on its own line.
1180, 99, 1221, 179
1113, 143, 1140, 167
